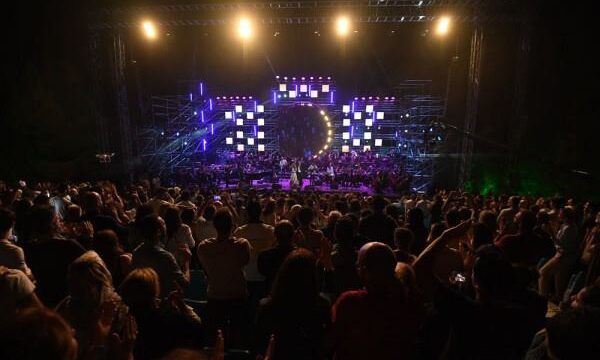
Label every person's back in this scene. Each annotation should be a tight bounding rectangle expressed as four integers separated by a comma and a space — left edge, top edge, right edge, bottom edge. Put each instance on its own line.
496, 211, 555, 266
197, 236, 251, 300
257, 220, 296, 294
0, 208, 31, 275
197, 209, 251, 348
332, 242, 423, 360
358, 197, 396, 247
233, 201, 275, 283
23, 206, 85, 307
255, 249, 331, 360
131, 214, 189, 298
331, 216, 361, 295
293, 207, 326, 256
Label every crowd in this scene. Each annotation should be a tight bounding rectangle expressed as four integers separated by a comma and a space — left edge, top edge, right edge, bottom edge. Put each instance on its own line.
1, 178, 600, 360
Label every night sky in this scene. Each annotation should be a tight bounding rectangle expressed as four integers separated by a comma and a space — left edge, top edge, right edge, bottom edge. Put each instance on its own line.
1, 0, 598, 196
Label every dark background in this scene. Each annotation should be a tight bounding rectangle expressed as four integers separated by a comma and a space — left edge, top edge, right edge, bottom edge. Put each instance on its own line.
1, 1, 598, 197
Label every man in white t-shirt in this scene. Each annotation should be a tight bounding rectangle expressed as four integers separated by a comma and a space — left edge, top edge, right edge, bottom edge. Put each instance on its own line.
0, 267, 41, 324
233, 201, 275, 302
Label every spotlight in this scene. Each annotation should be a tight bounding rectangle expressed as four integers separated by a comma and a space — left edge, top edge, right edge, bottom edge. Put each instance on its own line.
436, 16, 451, 36
238, 18, 253, 39
142, 20, 157, 40
336, 16, 350, 37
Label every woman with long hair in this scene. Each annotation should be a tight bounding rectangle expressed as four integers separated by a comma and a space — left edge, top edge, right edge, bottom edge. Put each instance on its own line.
56, 251, 128, 358
254, 249, 330, 360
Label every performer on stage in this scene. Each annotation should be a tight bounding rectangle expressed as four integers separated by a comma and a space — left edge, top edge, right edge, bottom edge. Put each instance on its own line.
290, 162, 300, 188
326, 163, 335, 182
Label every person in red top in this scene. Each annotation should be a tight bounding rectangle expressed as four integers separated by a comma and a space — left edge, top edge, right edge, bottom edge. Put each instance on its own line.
495, 210, 555, 267
331, 242, 424, 360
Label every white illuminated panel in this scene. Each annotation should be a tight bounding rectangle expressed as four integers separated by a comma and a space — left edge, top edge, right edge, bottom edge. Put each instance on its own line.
322, 84, 330, 92
354, 112, 362, 120
235, 105, 243, 113
342, 132, 350, 140
353, 139, 360, 146
279, 84, 287, 92
237, 144, 244, 152
258, 131, 264, 139
236, 131, 244, 139
341, 145, 350, 153
257, 105, 264, 113
247, 138, 255, 145
343, 118, 351, 126
376, 112, 384, 119
246, 112, 254, 119
226, 137, 233, 145
363, 145, 371, 152
236, 118, 244, 126
225, 111, 233, 119
258, 144, 265, 152
365, 119, 373, 127
257, 118, 265, 126
310, 90, 318, 98
375, 139, 383, 146
364, 132, 372, 140
289, 90, 297, 98
366, 105, 374, 113
342, 105, 350, 113
300, 84, 308, 93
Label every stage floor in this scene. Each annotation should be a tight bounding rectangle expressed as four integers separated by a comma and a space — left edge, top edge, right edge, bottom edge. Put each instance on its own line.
219, 178, 386, 195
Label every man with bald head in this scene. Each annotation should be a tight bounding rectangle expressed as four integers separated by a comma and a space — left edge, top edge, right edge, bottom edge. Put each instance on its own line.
331, 242, 423, 360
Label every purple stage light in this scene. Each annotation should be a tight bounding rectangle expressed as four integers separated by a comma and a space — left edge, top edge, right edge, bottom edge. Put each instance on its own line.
202, 138, 207, 151
350, 126, 354, 138
253, 125, 257, 137
189, 93, 193, 101
330, 90, 334, 104
352, 101, 355, 113
211, 124, 214, 135
318, 76, 322, 80
216, 96, 220, 100
200, 83, 204, 96
354, 97, 358, 100
209, 99, 213, 110
201, 111, 205, 123
273, 91, 277, 104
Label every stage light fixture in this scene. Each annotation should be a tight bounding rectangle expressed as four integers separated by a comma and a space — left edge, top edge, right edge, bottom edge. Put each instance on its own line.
336, 17, 350, 37
142, 20, 158, 40
258, 144, 265, 152
257, 105, 264, 113
257, 118, 265, 126
238, 18, 253, 39
343, 132, 350, 140
226, 137, 233, 145
343, 118, 350, 126
436, 16, 451, 36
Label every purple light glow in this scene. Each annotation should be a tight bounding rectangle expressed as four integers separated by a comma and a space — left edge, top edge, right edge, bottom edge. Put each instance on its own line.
211, 124, 214, 135
202, 139, 207, 151
351, 126, 354, 138
201, 111, 205, 123
330, 90, 334, 104
273, 91, 277, 104
209, 99, 213, 111
199, 83, 204, 96
253, 125, 257, 137
352, 101, 355, 113
254, 100, 257, 112
189, 93, 193, 101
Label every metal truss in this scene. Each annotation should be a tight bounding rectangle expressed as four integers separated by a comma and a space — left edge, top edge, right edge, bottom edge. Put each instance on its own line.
93, 0, 519, 29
